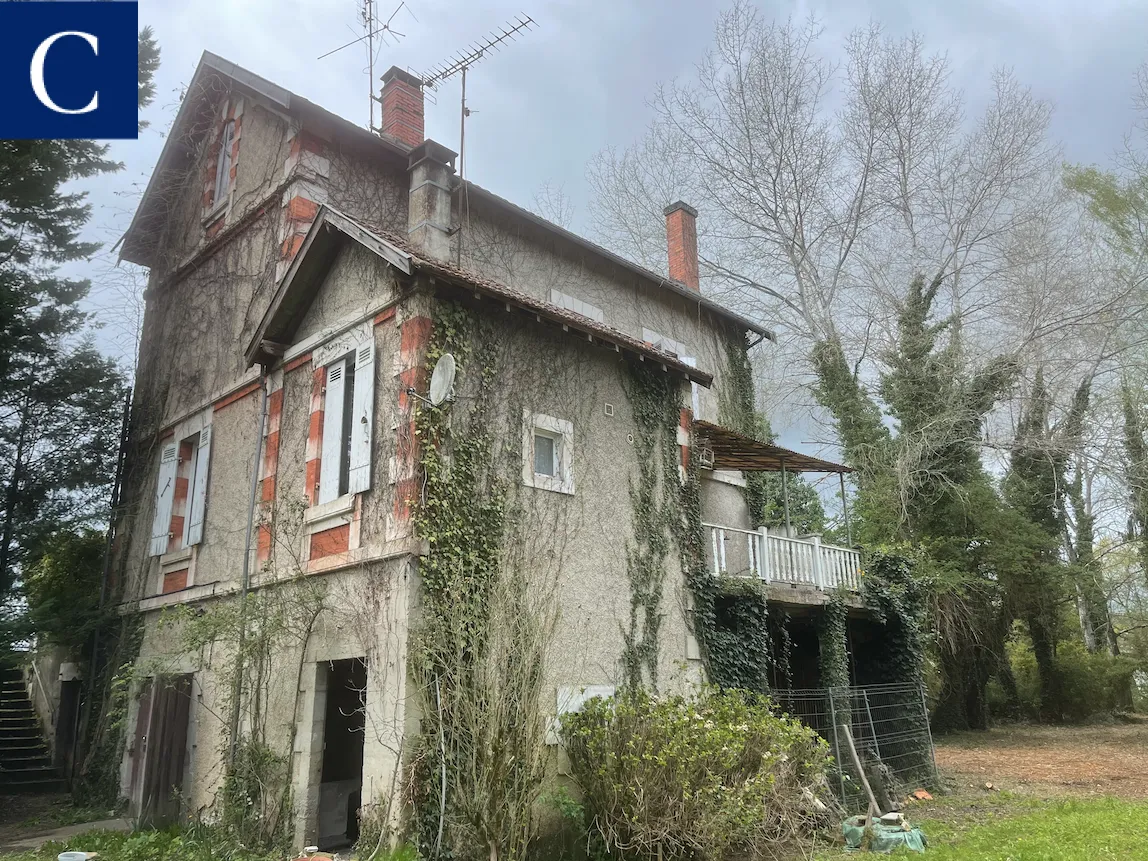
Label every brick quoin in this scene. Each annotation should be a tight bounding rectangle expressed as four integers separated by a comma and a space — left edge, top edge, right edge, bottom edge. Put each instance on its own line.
679, 407, 692, 470
664, 201, 700, 290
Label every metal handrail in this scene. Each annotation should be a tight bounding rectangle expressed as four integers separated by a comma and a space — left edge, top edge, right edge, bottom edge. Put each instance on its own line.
704, 523, 861, 591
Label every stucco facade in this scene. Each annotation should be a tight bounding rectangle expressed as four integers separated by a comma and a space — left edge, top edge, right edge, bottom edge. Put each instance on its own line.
111, 52, 797, 848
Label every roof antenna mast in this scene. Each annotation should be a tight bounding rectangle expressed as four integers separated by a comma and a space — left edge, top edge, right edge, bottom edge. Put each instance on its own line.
421, 14, 535, 179
317, 0, 409, 129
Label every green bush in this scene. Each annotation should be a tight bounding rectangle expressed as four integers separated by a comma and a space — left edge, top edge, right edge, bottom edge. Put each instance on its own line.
1005, 639, 1140, 722
561, 687, 833, 860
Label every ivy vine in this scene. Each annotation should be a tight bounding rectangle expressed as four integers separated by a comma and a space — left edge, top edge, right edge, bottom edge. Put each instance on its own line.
620, 364, 681, 691
818, 591, 851, 690
860, 550, 928, 687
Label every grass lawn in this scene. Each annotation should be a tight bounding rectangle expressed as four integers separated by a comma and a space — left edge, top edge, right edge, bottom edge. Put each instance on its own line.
817, 719, 1148, 859
905, 795, 1148, 859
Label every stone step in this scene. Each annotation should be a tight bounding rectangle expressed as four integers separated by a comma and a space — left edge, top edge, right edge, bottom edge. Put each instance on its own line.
0, 732, 43, 748
0, 753, 53, 770
0, 775, 68, 794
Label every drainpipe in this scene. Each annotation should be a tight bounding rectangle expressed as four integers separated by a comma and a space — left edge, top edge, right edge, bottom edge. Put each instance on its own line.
228, 368, 269, 767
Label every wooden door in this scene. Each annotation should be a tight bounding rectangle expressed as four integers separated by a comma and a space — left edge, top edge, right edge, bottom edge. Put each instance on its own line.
138, 674, 192, 826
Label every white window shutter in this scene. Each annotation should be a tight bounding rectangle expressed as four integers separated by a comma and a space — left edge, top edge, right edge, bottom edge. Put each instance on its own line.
318, 359, 347, 504
185, 425, 212, 546
347, 339, 375, 494
149, 443, 179, 556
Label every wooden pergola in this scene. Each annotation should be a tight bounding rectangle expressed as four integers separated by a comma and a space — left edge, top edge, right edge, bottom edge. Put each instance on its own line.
693, 420, 854, 543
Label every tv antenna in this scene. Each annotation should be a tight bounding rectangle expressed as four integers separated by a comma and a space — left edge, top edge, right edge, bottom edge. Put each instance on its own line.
318, 0, 410, 129
421, 14, 535, 179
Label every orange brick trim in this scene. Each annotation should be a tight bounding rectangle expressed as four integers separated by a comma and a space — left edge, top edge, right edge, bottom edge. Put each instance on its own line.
162, 568, 189, 594
309, 523, 350, 560
391, 315, 434, 536
167, 439, 196, 553
284, 352, 312, 374
304, 366, 326, 506
214, 380, 261, 412
374, 306, 397, 326
257, 387, 284, 564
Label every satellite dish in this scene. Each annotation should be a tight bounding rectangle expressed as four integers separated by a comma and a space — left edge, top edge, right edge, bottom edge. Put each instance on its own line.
428, 353, 456, 406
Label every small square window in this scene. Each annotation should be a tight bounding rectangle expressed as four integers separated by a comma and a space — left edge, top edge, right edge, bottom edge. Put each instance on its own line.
522, 410, 574, 495
534, 432, 557, 477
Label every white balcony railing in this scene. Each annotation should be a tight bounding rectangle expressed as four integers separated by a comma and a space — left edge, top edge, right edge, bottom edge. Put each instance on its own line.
703, 523, 861, 592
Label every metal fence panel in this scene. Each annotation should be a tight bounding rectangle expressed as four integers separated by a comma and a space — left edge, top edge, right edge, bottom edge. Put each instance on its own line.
775, 683, 938, 812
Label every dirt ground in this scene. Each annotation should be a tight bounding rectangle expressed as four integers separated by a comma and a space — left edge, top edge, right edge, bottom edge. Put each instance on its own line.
934, 717, 1148, 798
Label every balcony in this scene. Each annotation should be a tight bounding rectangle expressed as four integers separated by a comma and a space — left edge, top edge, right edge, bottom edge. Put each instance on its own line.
703, 523, 861, 592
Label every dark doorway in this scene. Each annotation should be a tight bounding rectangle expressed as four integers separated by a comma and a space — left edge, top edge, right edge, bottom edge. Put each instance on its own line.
317, 658, 367, 850
54, 679, 81, 779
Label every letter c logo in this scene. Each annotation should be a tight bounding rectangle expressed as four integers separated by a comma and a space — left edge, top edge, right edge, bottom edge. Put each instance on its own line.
30, 31, 99, 115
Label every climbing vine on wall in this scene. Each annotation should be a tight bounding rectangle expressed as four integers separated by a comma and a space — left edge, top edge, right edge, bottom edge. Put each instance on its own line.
410, 300, 553, 861
620, 364, 682, 691
860, 550, 928, 687
818, 591, 851, 690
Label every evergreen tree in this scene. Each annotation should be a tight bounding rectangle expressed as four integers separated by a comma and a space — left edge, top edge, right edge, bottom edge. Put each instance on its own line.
0, 28, 160, 614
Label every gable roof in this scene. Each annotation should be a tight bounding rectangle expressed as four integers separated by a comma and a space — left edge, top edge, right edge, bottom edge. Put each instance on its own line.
247, 206, 714, 387
121, 52, 771, 341
119, 51, 410, 267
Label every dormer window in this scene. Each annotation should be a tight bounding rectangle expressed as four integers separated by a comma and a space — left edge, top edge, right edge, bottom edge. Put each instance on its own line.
213, 119, 235, 206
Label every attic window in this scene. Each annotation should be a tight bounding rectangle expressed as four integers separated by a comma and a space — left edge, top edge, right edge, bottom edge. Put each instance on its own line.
213, 119, 235, 206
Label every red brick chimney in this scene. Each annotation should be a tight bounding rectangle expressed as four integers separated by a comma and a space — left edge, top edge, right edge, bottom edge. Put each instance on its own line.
380, 66, 424, 148
664, 201, 699, 290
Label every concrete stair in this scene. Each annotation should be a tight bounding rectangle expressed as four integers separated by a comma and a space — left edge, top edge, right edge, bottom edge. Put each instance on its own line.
0, 667, 66, 793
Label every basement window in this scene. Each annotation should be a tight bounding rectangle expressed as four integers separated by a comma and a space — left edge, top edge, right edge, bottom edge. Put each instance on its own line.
523, 410, 574, 495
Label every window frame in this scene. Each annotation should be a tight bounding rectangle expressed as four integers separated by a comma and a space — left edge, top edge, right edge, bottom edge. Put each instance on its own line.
522, 410, 574, 495
313, 325, 376, 509
213, 119, 235, 208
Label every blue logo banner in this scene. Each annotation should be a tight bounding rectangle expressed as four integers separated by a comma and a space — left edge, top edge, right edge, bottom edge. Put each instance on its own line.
0, 2, 138, 140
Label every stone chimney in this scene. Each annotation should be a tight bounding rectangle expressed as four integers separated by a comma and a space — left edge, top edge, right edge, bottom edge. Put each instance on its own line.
408, 140, 457, 262
380, 66, 424, 147
664, 201, 699, 290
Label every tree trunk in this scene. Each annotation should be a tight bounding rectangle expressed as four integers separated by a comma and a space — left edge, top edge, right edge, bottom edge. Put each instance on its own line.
996, 653, 1021, 720
1026, 613, 1061, 722
0, 388, 32, 595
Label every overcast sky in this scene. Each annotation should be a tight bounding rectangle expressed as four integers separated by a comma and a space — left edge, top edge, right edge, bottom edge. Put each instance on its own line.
72, 0, 1148, 365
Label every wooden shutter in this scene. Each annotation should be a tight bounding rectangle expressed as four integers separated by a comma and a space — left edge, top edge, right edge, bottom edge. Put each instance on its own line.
185, 425, 212, 546
149, 443, 179, 556
347, 339, 375, 494
318, 359, 347, 504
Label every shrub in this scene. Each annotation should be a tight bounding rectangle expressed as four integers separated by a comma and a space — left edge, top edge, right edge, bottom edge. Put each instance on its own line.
1005, 639, 1141, 722
560, 687, 833, 860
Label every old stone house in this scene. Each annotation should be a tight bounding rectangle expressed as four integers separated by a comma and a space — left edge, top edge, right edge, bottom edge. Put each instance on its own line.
111, 52, 885, 848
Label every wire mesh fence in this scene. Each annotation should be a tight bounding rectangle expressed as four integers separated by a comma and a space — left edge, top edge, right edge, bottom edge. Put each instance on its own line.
775, 683, 939, 812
